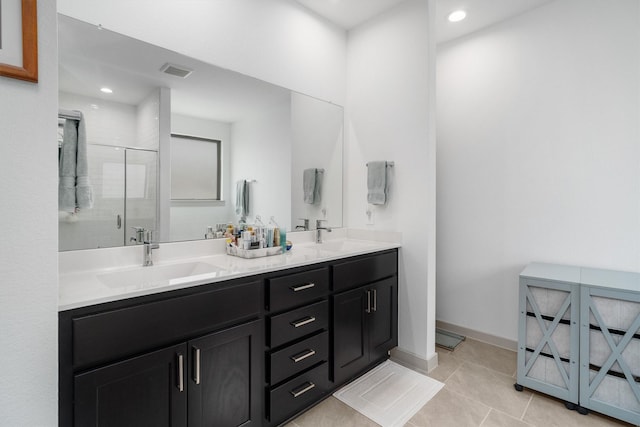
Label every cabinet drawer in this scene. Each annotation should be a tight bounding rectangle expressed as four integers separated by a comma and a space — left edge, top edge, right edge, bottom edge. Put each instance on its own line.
269, 362, 328, 424
268, 267, 329, 312
269, 331, 328, 385
332, 251, 397, 292
269, 300, 328, 348
72, 280, 262, 370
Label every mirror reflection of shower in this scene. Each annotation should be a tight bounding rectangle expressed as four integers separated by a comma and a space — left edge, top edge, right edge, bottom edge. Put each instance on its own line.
58, 106, 159, 251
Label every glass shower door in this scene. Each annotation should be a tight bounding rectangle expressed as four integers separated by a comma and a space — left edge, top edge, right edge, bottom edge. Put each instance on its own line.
59, 145, 126, 250
58, 145, 158, 251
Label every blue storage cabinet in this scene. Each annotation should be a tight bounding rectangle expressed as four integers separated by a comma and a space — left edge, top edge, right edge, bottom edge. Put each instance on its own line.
579, 268, 640, 426
517, 263, 581, 405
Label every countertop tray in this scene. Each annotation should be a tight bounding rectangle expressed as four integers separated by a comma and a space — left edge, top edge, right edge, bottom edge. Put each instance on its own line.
226, 245, 283, 259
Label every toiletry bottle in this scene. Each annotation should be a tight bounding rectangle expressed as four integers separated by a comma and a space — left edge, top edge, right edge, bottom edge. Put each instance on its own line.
274, 227, 280, 247
205, 226, 215, 239
280, 228, 287, 252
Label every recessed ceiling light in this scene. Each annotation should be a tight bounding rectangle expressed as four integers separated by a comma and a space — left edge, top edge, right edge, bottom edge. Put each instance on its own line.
100, 87, 113, 94
448, 10, 466, 22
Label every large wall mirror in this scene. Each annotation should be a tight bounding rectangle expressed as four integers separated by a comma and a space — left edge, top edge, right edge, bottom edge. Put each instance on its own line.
58, 14, 343, 251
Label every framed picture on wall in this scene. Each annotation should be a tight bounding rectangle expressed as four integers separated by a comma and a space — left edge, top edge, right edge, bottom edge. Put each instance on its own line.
0, 0, 37, 83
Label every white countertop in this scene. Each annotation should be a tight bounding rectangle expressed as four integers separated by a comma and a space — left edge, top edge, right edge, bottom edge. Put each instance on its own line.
59, 228, 401, 311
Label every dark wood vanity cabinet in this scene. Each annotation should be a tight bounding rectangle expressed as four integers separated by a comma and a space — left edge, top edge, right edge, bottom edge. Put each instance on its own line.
74, 342, 187, 427
60, 248, 399, 427
265, 267, 331, 426
332, 252, 398, 385
60, 278, 264, 427
73, 320, 262, 427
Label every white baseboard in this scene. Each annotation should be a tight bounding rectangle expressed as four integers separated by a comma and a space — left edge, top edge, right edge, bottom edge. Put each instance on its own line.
436, 320, 517, 352
390, 347, 439, 374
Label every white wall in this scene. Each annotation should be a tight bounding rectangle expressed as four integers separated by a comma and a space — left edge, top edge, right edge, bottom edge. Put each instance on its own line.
170, 113, 234, 241
231, 97, 292, 227
57, 0, 347, 105
346, 0, 436, 363
0, 0, 59, 423
437, 0, 640, 342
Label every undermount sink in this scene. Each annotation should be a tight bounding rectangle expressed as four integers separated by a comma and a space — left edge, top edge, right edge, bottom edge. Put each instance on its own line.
97, 261, 223, 288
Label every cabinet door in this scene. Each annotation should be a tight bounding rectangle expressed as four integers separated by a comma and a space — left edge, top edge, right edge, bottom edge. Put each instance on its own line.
368, 277, 398, 363
188, 319, 263, 427
332, 287, 369, 384
74, 343, 187, 427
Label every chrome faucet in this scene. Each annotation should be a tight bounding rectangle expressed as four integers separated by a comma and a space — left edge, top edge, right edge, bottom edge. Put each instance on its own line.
142, 230, 159, 266
316, 219, 332, 244
296, 218, 310, 231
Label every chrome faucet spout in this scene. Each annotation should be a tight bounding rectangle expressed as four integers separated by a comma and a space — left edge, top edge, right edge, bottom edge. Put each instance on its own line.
315, 220, 332, 244
143, 242, 160, 266
142, 230, 159, 266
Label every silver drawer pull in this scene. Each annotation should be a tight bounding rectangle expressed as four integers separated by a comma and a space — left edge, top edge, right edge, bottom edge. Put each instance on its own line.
366, 290, 371, 313
290, 349, 316, 363
177, 353, 184, 392
193, 346, 201, 385
290, 283, 315, 292
290, 382, 316, 398
290, 316, 316, 328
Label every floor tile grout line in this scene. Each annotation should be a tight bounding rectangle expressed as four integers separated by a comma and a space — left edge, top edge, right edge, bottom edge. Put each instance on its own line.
442, 385, 494, 421
520, 392, 534, 421
449, 355, 517, 380
440, 362, 460, 383
478, 408, 492, 427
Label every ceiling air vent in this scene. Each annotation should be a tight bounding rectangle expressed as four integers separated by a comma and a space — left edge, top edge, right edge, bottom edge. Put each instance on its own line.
159, 63, 193, 78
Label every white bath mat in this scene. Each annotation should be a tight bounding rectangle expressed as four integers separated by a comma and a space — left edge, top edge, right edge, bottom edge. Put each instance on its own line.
333, 360, 444, 427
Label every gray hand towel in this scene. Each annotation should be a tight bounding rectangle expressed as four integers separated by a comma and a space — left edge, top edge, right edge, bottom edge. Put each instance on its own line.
75, 113, 93, 209
58, 119, 78, 212
303, 168, 317, 204
367, 161, 387, 205
235, 180, 249, 219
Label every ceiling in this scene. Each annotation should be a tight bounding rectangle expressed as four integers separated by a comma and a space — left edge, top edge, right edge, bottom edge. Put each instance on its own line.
435, 0, 553, 44
294, 0, 407, 29
295, 0, 553, 42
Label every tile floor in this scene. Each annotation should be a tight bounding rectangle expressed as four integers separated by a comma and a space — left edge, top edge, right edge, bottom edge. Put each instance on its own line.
286, 338, 636, 427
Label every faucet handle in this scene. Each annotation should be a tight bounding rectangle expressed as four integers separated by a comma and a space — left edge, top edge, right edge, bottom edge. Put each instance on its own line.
298, 218, 310, 230
131, 226, 146, 244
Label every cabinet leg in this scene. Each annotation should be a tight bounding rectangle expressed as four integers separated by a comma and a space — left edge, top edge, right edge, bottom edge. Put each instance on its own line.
513, 383, 524, 392
576, 406, 589, 415
564, 401, 588, 415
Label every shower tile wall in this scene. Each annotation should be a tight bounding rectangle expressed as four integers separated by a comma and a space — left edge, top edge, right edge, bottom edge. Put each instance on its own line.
59, 91, 137, 148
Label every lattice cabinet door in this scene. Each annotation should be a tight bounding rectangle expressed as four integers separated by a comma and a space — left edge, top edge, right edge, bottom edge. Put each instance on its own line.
517, 264, 580, 404
580, 284, 640, 425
